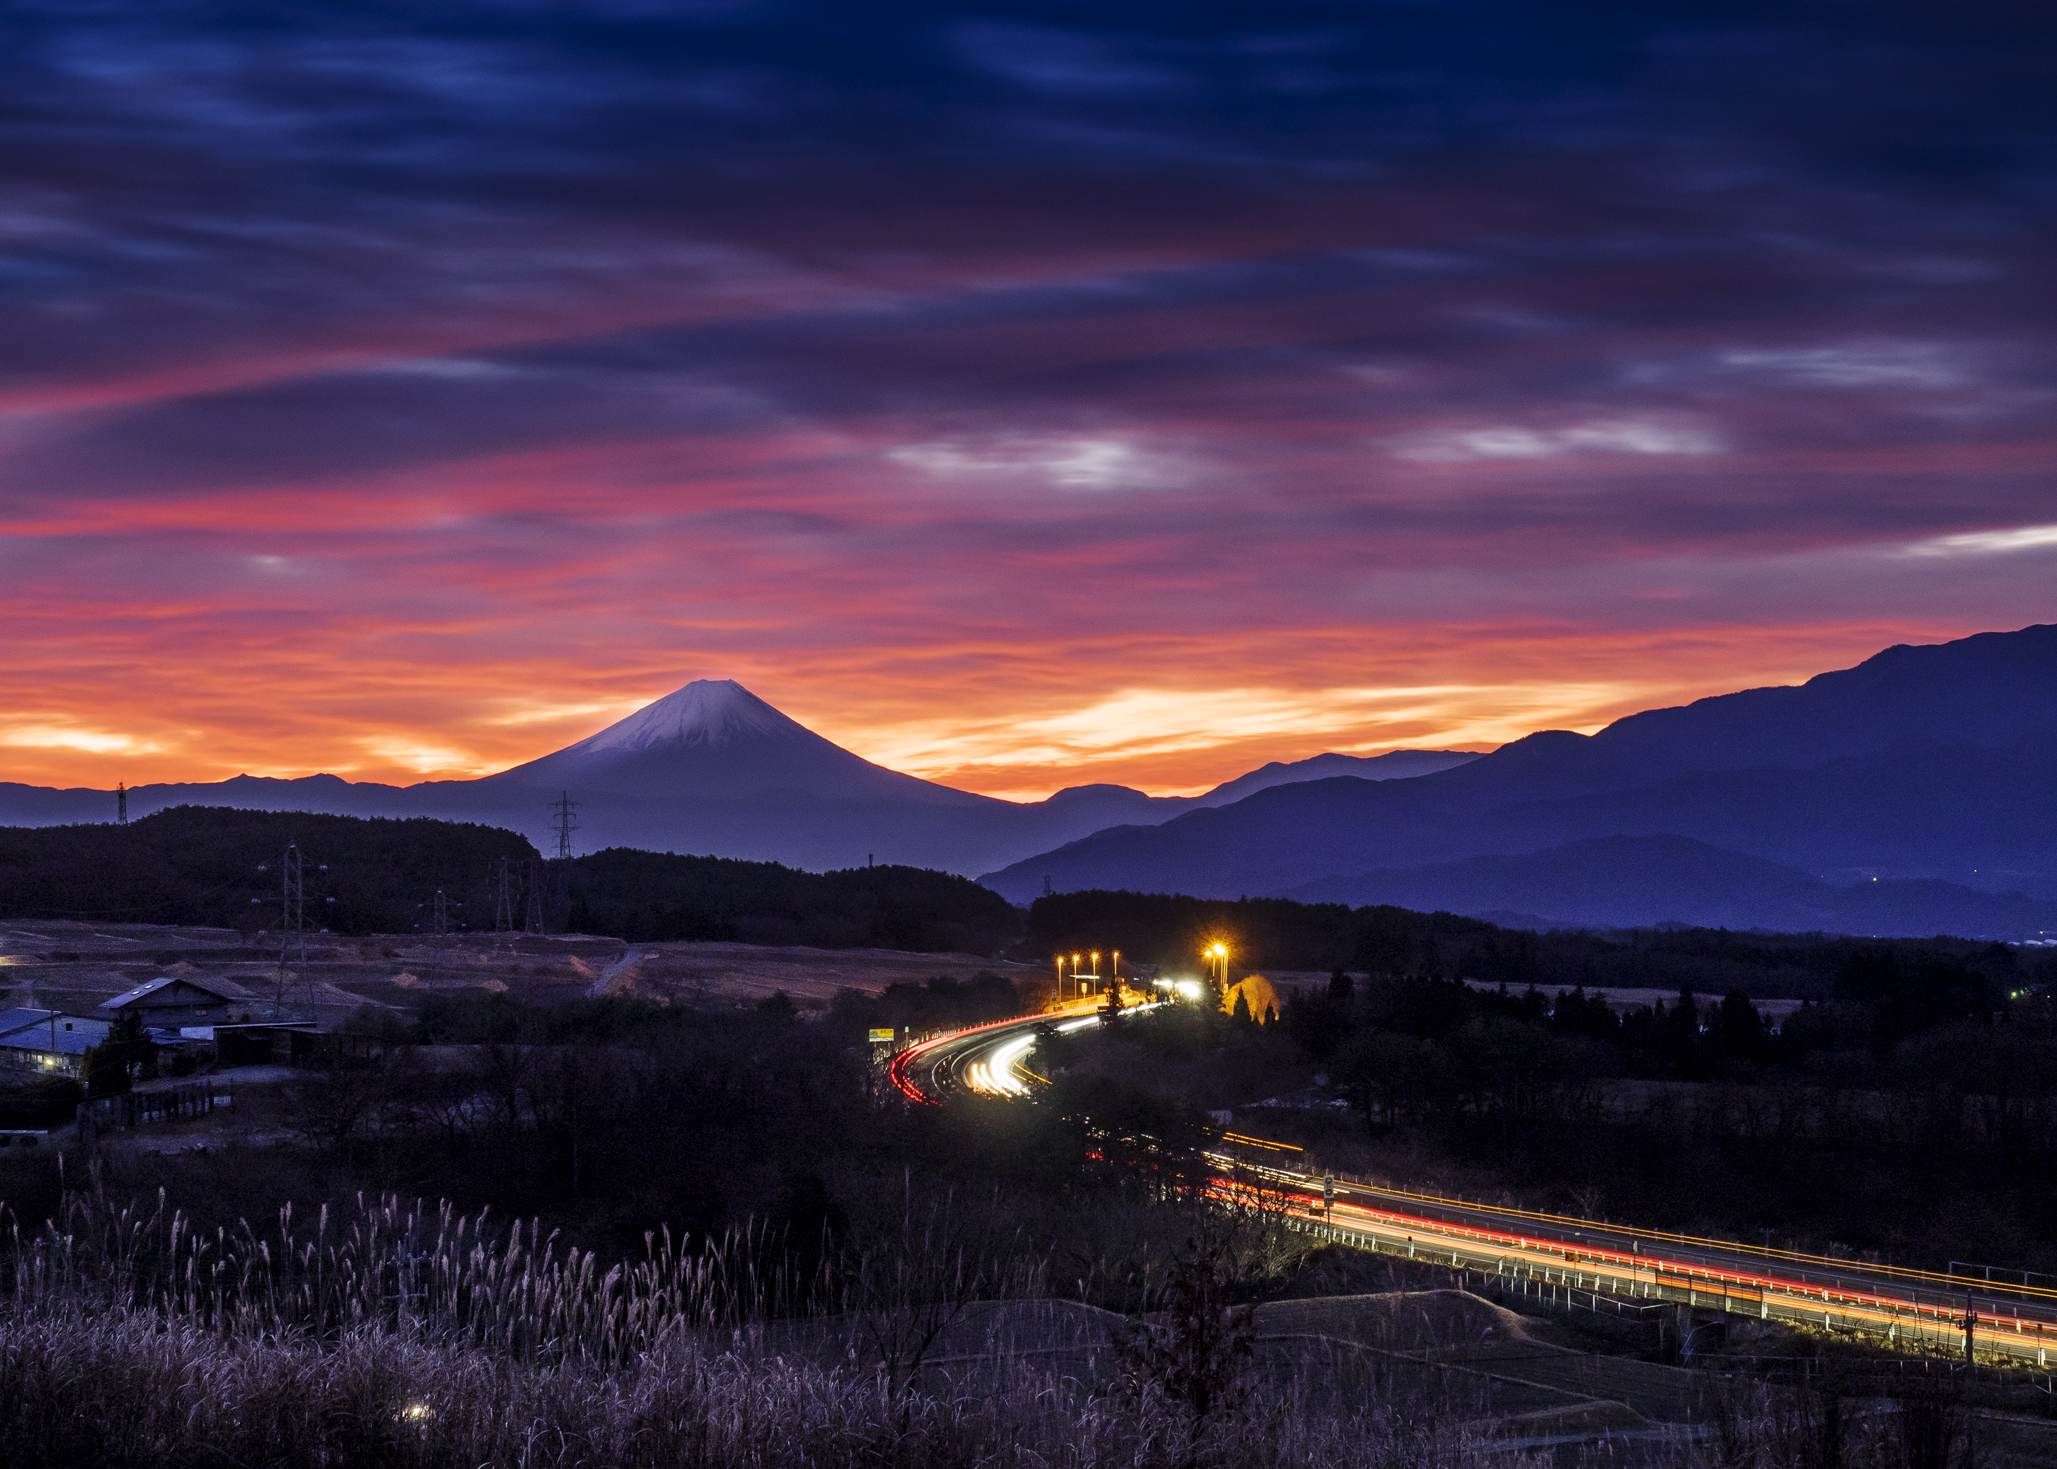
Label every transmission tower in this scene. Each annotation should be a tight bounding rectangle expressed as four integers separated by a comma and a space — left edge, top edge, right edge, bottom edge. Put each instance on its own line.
280, 845, 304, 1014
547, 791, 580, 929
116, 782, 127, 826
550, 790, 580, 860
431, 889, 453, 935
256, 844, 326, 1022
523, 856, 545, 934
493, 857, 516, 944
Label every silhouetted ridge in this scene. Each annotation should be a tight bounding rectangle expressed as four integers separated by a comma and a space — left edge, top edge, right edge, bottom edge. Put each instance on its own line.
985, 622, 2057, 939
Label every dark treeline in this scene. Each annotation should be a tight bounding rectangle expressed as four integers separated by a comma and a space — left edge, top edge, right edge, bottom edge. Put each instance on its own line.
1289, 944, 2047, 1078
823, 970, 1026, 1038
0, 808, 1021, 955
0, 807, 535, 935
1025, 888, 2055, 1002
563, 848, 1018, 954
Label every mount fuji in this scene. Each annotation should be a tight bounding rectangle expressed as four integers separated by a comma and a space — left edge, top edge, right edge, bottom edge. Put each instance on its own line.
0, 680, 1476, 876
477, 681, 988, 806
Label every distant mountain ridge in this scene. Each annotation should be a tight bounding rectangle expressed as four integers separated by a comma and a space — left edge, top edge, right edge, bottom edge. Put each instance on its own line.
981, 623, 2057, 941
1188, 748, 1478, 805
1287, 834, 2057, 938
0, 680, 1473, 877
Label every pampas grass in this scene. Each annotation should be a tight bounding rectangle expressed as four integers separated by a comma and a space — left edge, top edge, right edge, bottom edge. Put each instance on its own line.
0, 1184, 1553, 1468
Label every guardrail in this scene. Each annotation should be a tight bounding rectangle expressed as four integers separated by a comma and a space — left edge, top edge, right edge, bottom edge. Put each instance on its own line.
1280, 1206, 2057, 1368
1298, 1166, 2057, 1312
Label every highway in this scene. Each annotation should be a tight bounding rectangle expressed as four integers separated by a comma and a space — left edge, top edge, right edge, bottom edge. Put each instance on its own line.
887, 1001, 1120, 1103
888, 1006, 2057, 1368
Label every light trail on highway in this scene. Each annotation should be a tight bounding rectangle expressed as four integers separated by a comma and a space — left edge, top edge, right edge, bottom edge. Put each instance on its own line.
887, 1007, 2057, 1368
888, 1002, 1132, 1104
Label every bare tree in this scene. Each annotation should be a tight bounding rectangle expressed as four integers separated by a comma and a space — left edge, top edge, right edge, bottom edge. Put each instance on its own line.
1117, 1209, 1259, 1444
842, 1180, 1033, 1399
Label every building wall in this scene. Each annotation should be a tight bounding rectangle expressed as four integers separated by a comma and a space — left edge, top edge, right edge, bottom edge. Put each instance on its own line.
0, 1047, 82, 1078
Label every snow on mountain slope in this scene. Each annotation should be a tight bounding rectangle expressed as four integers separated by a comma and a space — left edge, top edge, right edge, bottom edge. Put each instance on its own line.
562, 680, 803, 754
478, 680, 995, 806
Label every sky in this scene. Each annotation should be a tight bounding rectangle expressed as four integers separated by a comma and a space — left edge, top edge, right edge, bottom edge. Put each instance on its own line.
3, 1, 2054, 800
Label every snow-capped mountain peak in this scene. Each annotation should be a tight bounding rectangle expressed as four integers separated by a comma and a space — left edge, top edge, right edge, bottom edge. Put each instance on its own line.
565, 680, 805, 755
484, 678, 995, 808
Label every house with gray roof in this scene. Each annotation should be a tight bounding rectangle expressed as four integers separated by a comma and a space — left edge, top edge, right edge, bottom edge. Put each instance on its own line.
99, 976, 240, 1028
0, 1009, 110, 1077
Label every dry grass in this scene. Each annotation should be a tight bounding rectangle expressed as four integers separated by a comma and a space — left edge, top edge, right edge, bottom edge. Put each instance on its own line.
0, 1186, 1550, 1469
5, 1185, 1996, 1466
0, 1319, 1556, 1469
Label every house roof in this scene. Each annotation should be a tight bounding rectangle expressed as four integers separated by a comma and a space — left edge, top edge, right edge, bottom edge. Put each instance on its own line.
0, 1012, 109, 1057
99, 975, 236, 1011
0, 1008, 56, 1038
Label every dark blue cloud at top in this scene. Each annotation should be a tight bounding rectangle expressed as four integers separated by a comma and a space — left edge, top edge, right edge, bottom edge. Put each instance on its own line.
8, 3, 2052, 266
2, 1, 2054, 528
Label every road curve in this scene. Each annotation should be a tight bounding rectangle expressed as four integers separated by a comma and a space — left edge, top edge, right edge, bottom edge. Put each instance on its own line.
889, 1003, 1123, 1104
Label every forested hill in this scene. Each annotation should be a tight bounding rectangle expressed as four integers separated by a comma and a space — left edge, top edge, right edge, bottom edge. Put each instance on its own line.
0, 808, 1021, 954
0, 807, 535, 935
560, 847, 1019, 953
1024, 889, 2056, 1004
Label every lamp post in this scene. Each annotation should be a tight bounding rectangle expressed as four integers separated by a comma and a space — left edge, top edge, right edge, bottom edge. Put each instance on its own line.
1074, 954, 1084, 998
1111, 950, 1121, 993
1054, 954, 1066, 1002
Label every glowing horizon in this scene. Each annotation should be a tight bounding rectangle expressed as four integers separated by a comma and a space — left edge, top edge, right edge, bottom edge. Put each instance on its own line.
0, 614, 2004, 799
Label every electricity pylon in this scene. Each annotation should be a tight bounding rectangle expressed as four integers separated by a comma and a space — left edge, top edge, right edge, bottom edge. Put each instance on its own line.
255, 844, 327, 1021
550, 790, 579, 859
523, 857, 545, 933
493, 857, 516, 947
548, 791, 579, 929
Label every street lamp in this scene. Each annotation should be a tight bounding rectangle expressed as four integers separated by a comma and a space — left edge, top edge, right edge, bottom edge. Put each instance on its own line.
1111, 950, 1121, 992
1054, 953, 1066, 1001
1074, 954, 1084, 997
